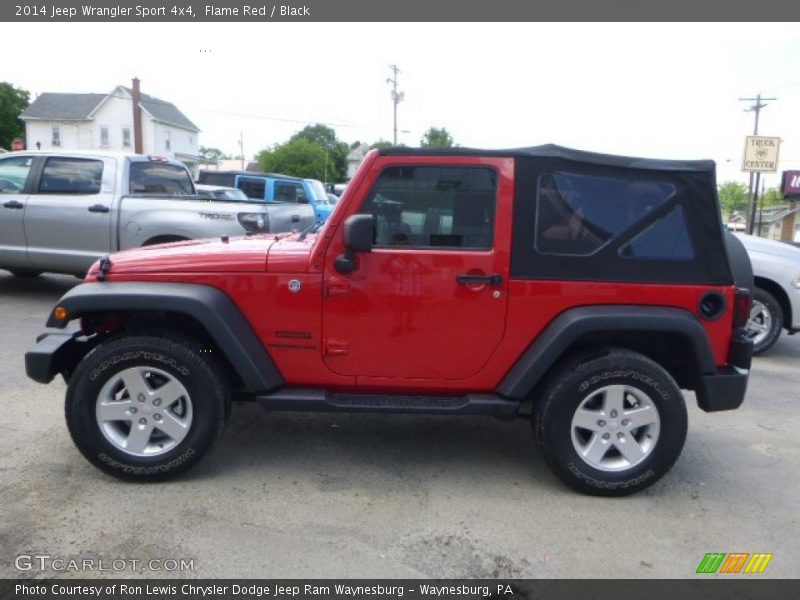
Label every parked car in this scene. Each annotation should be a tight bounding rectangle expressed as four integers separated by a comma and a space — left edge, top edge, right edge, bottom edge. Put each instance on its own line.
327, 193, 340, 205
0, 151, 315, 277
197, 170, 333, 223
736, 233, 800, 353
194, 183, 250, 202
26, 145, 753, 496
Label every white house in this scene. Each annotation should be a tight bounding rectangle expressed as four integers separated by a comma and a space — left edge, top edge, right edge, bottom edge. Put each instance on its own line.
346, 143, 371, 181
20, 83, 202, 172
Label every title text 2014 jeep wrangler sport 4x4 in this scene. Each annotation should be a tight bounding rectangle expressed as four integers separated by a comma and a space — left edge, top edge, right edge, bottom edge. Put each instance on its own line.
25, 145, 754, 495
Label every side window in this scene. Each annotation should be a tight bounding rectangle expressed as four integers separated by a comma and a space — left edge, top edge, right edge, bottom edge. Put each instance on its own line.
51, 124, 61, 147
100, 126, 109, 147
39, 157, 103, 195
275, 182, 306, 203
535, 172, 675, 256
122, 127, 131, 148
0, 156, 34, 194
129, 162, 193, 194
238, 177, 266, 199
359, 166, 497, 249
620, 205, 694, 260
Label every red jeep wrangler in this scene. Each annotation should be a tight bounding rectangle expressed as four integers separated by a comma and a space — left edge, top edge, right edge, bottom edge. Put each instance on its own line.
25, 145, 754, 495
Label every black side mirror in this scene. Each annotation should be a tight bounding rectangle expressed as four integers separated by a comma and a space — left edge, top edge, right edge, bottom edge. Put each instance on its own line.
335, 214, 374, 274
344, 214, 374, 253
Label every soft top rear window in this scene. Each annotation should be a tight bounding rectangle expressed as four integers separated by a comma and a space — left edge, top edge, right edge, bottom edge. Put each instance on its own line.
130, 162, 193, 195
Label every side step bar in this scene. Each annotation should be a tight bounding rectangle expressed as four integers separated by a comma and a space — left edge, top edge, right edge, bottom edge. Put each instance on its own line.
256, 389, 520, 416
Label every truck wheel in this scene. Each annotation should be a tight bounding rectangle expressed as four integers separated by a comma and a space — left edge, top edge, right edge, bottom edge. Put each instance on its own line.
746, 287, 783, 355
65, 334, 229, 481
534, 349, 687, 496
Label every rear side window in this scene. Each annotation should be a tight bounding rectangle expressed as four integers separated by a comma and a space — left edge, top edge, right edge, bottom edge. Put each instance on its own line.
39, 157, 103, 194
275, 181, 307, 203
238, 177, 266, 199
359, 166, 497, 249
129, 162, 193, 194
535, 172, 678, 256
0, 155, 34, 193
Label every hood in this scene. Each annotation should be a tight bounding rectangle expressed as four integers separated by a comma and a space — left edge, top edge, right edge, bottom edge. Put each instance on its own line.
267, 232, 319, 273
736, 233, 800, 263
93, 236, 276, 275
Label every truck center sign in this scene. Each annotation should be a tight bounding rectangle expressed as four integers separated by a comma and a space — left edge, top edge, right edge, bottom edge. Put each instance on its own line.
742, 136, 781, 172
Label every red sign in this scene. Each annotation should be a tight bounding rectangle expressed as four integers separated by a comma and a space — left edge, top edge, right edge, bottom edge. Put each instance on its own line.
782, 171, 800, 198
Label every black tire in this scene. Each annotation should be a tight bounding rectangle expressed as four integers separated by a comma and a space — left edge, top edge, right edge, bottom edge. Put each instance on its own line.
9, 269, 42, 278
65, 334, 229, 481
748, 287, 783, 355
534, 348, 687, 496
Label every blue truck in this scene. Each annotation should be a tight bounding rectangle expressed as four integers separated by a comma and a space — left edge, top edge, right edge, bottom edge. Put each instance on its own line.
197, 170, 334, 223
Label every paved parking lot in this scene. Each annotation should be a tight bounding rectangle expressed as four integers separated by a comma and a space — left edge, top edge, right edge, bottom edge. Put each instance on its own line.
1, 272, 798, 579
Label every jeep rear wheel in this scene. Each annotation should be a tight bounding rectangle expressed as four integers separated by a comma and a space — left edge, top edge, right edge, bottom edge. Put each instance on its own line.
65, 334, 229, 481
746, 287, 783, 355
534, 349, 687, 496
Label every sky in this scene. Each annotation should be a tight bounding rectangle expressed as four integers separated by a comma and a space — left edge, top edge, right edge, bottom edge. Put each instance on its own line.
5, 22, 800, 187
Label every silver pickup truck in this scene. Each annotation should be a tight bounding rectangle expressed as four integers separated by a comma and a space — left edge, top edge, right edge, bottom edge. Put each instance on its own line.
0, 151, 315, 277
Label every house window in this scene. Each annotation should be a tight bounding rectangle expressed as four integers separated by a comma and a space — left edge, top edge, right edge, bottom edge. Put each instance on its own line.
122, 127, 131, 148
189, 135, 194, 145
100, 126, 109, 147
51, 124, 61, 147
165, 130, 171, 151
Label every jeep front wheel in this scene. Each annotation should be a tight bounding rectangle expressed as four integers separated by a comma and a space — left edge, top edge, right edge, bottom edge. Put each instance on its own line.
65, 334, 229, 481
534, 349, 687, 496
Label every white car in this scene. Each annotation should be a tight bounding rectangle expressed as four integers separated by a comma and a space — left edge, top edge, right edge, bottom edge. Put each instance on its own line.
736, 233, 800, 353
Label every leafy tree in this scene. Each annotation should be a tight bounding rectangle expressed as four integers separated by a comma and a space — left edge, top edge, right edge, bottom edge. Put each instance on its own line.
257, 138, 329, 181
718, 181, 749, 215
370, 139, 393, 150
290, 124, 348, 182
199, 146, 229, 160
0, 82, 30, 150
420, 127, 454, 148
759, 188, 784, 207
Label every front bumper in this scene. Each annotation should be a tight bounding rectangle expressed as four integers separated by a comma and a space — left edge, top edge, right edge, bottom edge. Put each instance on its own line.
25, 326, 92, 384
695, 332, 752, 413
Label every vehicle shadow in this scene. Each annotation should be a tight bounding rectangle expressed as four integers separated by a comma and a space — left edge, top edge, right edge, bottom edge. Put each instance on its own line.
194, 403, 552, 489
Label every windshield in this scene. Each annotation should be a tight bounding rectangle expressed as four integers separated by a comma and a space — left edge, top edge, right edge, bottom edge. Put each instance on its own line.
307, 179, 330, 203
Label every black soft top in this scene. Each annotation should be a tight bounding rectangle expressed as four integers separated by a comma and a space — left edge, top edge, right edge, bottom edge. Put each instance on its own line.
378, 144, 715, 173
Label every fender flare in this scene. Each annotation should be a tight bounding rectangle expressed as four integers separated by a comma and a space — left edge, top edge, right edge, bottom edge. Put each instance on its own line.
45, 282, 283, 392
497, 305, 716, 399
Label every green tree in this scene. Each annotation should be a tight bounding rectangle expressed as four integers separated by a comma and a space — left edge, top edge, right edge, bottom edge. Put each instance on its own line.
420, 127, 454, 148
0, 82, 30, 150
370, 139, 393, 150
257, 138, 329, 181
199, 146, 229, 161
718, 181, 749, 215
290, 124, 348, 182
759, 188, 784, 207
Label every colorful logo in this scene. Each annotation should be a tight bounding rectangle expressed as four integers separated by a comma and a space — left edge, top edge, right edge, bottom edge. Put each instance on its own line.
696, 552, 773, 574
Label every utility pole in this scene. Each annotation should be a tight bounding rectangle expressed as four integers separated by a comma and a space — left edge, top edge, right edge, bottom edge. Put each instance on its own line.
387, 65, 404, 146
740, 93, 776, 235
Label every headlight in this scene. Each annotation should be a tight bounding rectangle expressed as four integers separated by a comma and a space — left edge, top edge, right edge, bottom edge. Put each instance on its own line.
792, 274, 800, 289
237, 212, 270, 233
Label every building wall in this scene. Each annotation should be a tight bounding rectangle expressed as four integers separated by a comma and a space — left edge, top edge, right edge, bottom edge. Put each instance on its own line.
25, 120, 94, 150
92, 95, 135, 151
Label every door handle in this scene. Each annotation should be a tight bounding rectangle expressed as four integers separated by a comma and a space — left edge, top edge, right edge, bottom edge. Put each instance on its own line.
456, 273, 502, 285
88, 204, 110, 213
291, 214, 300, 222
3, 200, 23, 209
